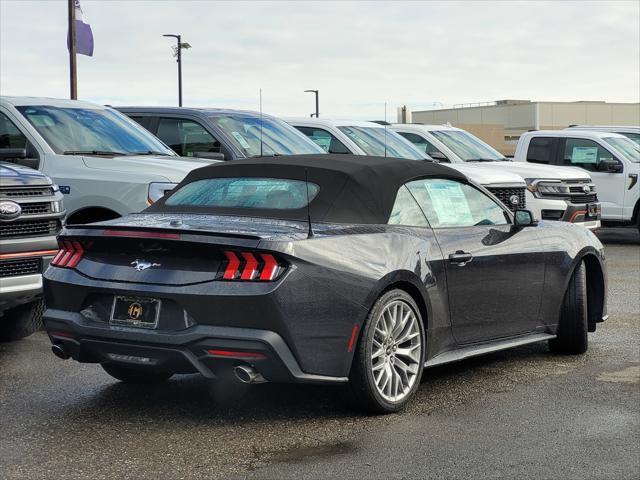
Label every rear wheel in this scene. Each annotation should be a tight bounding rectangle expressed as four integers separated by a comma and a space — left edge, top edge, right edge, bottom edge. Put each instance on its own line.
101, 363, 173, 383
348, 289, 425, 413
549, 261, 588, 354
0, 300, 45, 342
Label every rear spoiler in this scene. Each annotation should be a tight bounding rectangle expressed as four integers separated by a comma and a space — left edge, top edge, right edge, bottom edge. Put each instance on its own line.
61, 224, 263, 249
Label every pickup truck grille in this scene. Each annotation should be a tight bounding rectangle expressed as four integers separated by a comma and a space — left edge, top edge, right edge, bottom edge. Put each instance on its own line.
568, 193, 598, 204
0, 258, 41, 278
486, 187, 526, 212
0, 220, 60, 239
19, 202, 53, 215
0, 187, 54, 198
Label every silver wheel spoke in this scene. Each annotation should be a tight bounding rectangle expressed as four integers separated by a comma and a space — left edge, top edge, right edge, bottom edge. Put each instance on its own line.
369, 299, 422, 403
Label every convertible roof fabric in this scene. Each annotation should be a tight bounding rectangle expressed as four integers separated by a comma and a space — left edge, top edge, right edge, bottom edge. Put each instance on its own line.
149, 154, 468, 224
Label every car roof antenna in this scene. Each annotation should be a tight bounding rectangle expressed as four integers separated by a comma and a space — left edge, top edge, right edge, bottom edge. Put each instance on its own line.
384, 102, 387, 158
305, 169, 314, 239
259, 88, 264, 157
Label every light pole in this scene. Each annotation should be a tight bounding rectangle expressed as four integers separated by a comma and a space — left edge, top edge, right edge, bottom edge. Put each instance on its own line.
304, 89, 319, 118
163, 34, 191, 107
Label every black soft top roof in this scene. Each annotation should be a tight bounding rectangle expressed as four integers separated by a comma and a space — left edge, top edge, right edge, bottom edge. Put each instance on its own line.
149, 154, 468, 224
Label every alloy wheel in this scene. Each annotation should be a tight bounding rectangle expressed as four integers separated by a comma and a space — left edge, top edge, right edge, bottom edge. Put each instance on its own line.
370, 299, 422, 402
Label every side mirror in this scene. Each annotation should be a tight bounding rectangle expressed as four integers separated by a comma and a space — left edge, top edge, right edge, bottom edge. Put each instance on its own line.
193, 151, 225, 161
0, 148, 27, 160
598, 159, 622, 173
514, 209, 535, 227
429, 151, 448, 161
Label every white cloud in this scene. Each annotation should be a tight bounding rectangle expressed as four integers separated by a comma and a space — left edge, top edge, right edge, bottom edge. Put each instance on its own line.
1, 0, 638, 120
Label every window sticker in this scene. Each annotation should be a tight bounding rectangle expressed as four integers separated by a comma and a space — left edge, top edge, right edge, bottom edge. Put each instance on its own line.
231, 131, 251, 149
425, 181, 473, 225
571, 146, 598, 164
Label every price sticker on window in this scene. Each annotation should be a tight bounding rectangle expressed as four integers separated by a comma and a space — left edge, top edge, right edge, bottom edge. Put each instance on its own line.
571, 146, 598, 164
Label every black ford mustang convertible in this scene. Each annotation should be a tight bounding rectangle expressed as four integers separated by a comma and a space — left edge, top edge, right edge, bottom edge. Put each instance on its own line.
43, 155, 607, 413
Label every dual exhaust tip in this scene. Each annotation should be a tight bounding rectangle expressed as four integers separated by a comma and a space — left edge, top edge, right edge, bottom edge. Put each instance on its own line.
52, 345, 267, 384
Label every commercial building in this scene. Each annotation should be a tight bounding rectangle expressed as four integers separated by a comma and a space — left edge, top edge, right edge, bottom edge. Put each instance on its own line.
408, 100, 640, 155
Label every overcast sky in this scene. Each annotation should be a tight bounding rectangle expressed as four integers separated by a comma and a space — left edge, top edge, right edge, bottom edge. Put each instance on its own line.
1, 0, 638, 120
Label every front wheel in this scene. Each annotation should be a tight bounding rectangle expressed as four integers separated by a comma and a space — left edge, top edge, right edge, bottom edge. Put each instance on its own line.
101, 363, 173, 383
549, 261, 588, 354
348, 289, 425, 413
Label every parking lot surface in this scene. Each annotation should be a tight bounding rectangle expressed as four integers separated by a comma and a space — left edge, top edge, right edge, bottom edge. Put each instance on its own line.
1, 228, 638, 480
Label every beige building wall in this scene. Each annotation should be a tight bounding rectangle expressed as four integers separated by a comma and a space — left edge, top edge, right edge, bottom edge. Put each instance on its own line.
410, 100, 640, 155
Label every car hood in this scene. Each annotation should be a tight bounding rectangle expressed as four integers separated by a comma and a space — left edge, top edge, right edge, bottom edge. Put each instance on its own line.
477, 161, 592, 180
0, 161, 52, 187
82, 155, 215, 182
445, 163, 525, 186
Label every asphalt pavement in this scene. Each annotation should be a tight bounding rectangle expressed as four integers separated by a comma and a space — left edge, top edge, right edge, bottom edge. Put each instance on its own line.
1, 228, 638, 480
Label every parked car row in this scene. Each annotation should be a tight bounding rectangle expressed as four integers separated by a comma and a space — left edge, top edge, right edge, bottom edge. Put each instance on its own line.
0, 95, 615, 412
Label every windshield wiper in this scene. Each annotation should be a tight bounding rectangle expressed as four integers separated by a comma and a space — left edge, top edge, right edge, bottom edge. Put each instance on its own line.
130, 151, 174, 156
64, 150, 126, 156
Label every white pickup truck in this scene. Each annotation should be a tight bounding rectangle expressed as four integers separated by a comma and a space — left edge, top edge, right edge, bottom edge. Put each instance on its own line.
391, 124, 601, 229
514, 130, 639, 231
287, 118, 529, 214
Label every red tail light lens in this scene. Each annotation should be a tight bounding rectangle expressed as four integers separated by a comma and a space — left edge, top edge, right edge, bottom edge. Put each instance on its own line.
51, 240, 88, 268
221, 251, 286, 282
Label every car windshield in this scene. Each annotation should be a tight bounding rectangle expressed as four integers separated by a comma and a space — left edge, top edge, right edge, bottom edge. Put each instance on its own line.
430, 130, 506, 162
165, 177, 319, 210
604, 137, 640, 163
16, 105, 175, 156
209, 115, 324, 157
337, 126, 425, 160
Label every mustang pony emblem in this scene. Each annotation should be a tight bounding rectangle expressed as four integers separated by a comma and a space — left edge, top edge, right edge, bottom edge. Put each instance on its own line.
131, 259, 161, 272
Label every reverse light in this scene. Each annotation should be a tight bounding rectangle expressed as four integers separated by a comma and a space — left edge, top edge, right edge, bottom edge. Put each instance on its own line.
51, 240, 87, 268
222, 251, 285, 282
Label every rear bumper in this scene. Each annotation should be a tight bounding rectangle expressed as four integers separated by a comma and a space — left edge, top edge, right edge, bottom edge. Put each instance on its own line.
44, 308, 348, 385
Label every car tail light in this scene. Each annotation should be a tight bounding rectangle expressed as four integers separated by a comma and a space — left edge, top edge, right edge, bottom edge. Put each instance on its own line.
51, 240, 88, 268
222, 250, 286, 281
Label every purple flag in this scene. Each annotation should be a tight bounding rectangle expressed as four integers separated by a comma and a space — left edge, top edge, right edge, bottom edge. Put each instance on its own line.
68, 0, 94, 56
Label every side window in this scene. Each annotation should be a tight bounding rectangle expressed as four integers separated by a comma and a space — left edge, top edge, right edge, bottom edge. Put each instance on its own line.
406, 178, 509, 228
128, 116, 152, 131
397, 132, 448, 160
295, 126, 351, 154
0, 112, 28, 149
563, 138, 619, 172
526, 137, 554, 164
156, 118, 221, 157
388, 186, 429, 227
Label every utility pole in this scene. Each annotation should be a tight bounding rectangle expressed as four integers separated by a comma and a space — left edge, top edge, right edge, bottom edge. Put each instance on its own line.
305, 90, 319, 118
163, 34, 191, 107
68, 0, 77, 99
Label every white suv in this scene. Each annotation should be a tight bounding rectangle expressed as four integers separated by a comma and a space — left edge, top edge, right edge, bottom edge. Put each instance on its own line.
514, 129, 640, 231
287, 118, 529, 213
391, 124, 600, 229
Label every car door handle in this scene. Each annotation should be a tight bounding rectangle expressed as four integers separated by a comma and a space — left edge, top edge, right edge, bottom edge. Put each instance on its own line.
449, 251, 473, 266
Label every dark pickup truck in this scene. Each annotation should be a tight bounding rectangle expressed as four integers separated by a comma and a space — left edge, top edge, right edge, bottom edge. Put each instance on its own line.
0, 162, 65, 341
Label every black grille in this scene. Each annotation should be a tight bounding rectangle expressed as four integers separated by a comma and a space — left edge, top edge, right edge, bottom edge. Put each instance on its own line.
568, 193, 598, 204
0, 220, 59, 238
0, 187, 53, 197
0, 258, 40, 278
487, 187, 526, 212
19, 202, 53, 215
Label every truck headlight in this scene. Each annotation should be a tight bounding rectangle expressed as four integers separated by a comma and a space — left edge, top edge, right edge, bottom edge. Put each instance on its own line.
525, 179, 570, 197
148, 182, 178, 204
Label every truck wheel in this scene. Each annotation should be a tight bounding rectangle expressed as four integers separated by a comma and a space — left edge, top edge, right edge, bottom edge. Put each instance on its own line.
0, 300, 45, 342
348, 289, 425, 414
549, 261, 588, 354
101, 363, 173, 383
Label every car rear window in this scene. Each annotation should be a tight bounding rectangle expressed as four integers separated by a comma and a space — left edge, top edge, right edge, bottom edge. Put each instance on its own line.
165, 177, 320, 210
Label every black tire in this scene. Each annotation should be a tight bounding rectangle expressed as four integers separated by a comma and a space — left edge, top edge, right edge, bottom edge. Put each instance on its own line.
0, 300, 45, 342
348, 289, 425, 414
549, 261, 588, 354
101, 363, 173, 383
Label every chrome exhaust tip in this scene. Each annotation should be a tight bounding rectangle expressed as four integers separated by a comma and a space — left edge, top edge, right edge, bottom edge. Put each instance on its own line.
234, 365, 267, 384
51, 344, 70, 360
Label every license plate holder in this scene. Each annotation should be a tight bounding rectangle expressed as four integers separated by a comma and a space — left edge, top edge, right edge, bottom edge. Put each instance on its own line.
110, 296, 161, 329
